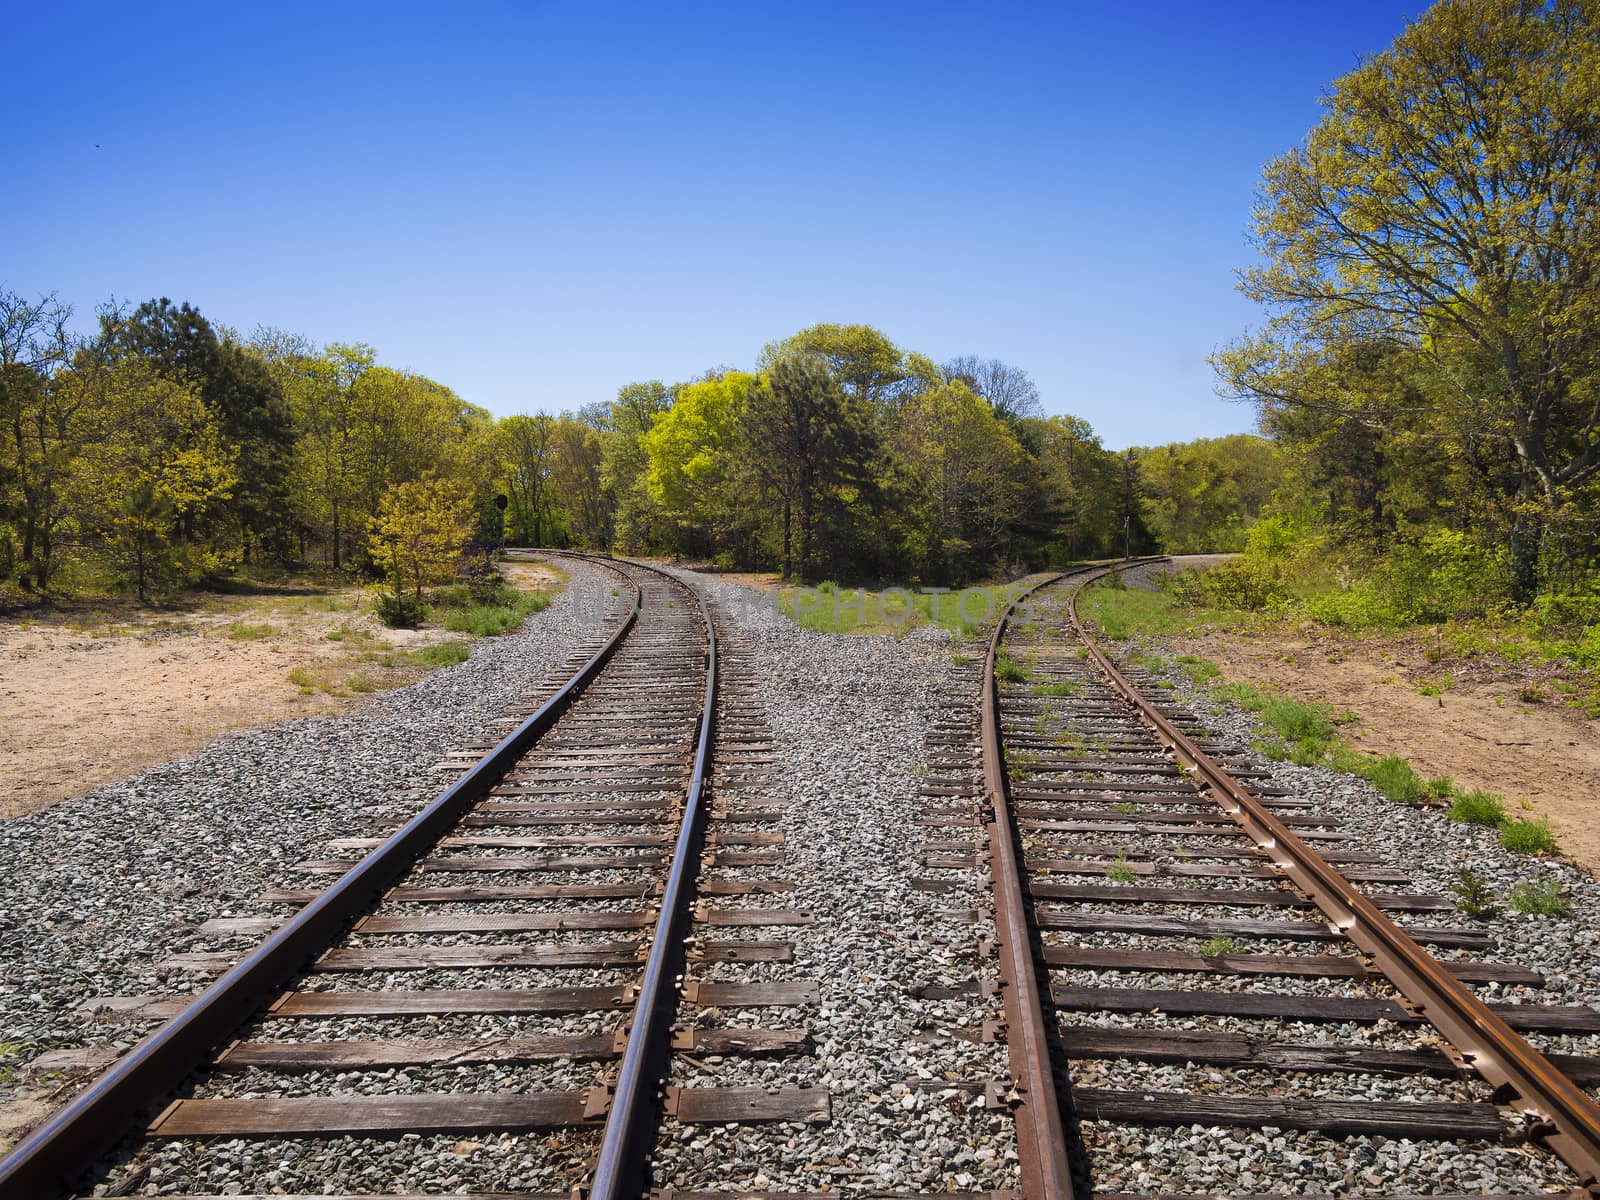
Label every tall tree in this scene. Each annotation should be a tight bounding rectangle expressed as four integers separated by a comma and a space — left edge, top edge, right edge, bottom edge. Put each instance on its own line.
105, 299, 294, 560
737, 355, 875, 579
499, 413, 556, 545
940, 356, 1043, 423
1216, 0, 1600, 596
0, 289, 75, 586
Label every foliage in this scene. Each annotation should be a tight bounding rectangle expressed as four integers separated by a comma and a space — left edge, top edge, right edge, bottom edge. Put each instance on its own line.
367, 478, 473, 601
1499, 817, 1559, 855
1216, 0, 1600, 599
1448, 789, 1508, 827
1134, 435, 1287, 552
1451, 870, 1500, 921
1365, 755, 1424, 804
411, 641, 471, 667
373, 590, 427, 629
1508, 878, 1572, 917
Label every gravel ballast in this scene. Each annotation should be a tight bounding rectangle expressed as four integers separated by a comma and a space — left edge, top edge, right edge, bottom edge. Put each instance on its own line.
0, 561, 614, 1133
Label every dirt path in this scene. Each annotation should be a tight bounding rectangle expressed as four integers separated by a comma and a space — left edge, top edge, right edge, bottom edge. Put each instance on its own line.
1172, 630, 1600, 872
0, 564, 566, 820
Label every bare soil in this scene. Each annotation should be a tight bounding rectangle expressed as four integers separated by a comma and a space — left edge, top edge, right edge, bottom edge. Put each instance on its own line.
1169, 627, 1600, 872
0, 564, 564, 821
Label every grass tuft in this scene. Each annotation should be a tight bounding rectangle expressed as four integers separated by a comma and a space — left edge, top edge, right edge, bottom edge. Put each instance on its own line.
411, 641, 471, 667
1499, 817, 1559, 855
994, 655, 1028, 684
1448, 789, 1508, 827
1508, 877, 1571, 916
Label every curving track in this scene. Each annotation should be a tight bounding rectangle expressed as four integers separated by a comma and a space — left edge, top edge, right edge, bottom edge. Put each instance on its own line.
982, 562, 1600, 1198
0, 554, 719, 1199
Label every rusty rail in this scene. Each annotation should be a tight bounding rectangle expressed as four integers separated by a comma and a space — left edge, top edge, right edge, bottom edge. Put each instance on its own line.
587, 558, 717, 1200
0, 555, 650, 1200
981, 569, 1080, 1200
1063, 563, 1600, 1191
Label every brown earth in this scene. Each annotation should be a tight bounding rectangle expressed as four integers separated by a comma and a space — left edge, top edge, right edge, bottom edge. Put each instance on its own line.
0, 563, 566, 820
1167, 628, 1600, 873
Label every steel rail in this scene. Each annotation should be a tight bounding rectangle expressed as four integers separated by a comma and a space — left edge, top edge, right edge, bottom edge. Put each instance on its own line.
981, 568, 1081, 1200
1063, 564, 1600, 1192
587, 556, 717, 1200
0, 556, 647, 1200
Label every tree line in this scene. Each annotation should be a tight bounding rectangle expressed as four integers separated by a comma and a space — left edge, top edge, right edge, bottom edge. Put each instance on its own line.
1, 298, 1284, 601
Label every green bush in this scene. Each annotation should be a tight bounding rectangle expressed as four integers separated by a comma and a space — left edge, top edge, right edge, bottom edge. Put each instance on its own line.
441, 591, 552, 637
1508, 877, 1571, 916
1448, 789, 1508, 827
1500, 817, 1559, 854
1381, 529, 1509, 623
1169, 559, 1289, 611
375, 591, 427, 629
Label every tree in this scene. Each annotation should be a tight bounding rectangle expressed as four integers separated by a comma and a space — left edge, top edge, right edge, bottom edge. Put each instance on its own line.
888, 380, 1031, 581
642, 371, 757, 555
603, 380, 674, 549
499, 413, 556, 545
367, 478, 472, 601
105, 298, 294, 560
0, 288, 75, 587
550, 410, 612, 547
759, 324, 935, 416
1216, 0, 1600, 596
737, 355, 876, 579
61, 356, 238, 599
941, 356, 1043, 423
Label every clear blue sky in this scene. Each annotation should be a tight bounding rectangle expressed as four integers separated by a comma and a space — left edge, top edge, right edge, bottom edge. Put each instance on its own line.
6, 1, 1421, 449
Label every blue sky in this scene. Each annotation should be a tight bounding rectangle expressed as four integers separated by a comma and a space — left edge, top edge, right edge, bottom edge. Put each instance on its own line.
6, 1, 1421, 448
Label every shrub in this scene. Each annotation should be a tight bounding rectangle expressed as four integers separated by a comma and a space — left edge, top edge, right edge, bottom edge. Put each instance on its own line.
1169, 559, 1289, 611
1368, 755, 1424, 804
1508, 877, 1571, 916
1381, 529, 1509, 623
1448, 789, 1508, 827
1500, 817, 1559, 854
375, 591, 427, 628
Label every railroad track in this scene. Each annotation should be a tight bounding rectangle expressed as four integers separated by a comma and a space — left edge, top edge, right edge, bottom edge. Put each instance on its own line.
1, 553, 756, 1198
980, 562, 1600, 1197
6, 554, 1599, 1198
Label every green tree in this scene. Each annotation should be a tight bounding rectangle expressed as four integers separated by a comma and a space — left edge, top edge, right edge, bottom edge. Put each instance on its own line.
367, 478, 472, 601
499, 413, 556, 545
104, 298, 294, 561
888, 380, 1031, 581
738, 355, 876, 579
759, 324, 936, 417
61, 356, 238, 599
0, 289, 75, 587
1217, 0, 1600, 596
642, 371, 758, 556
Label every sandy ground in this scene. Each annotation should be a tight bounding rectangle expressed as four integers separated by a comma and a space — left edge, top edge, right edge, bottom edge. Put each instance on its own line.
1168, 628, 1600, 872
0, 564, 565, 820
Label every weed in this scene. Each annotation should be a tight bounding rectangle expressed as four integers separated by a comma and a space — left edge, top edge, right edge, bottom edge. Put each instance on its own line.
1368, 755, 1424, 804
995, 655, 1028, 684
1105, 855, 1138, 884
1289, 739, 1323, 767
324, 629, 344, 641
1448, 789, 1507, 827
1508, 877, 1572, 916
1254, 738, 1289, 762
1425, 775, 1455, 800
1450, 869, 1500, 920
950, 653, 972, 667
1500, 817, 1559, 855
226, 622, 276, 641
1176, 654, 1220, 686
1111, 801, 1139, 815
1518, 683, 1547, 704
1031, 680, 1083, 697
1198, 936, 1242, 956
411, 641, 471, 668
441, 591, 553, 637
343, 672, 380, 693
287, 666, 315, 694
